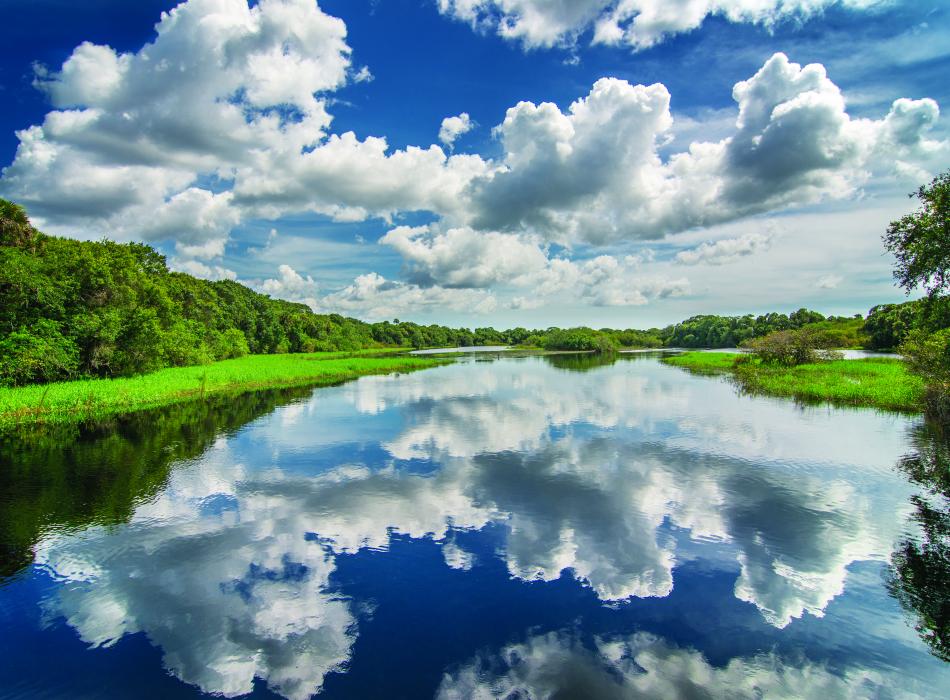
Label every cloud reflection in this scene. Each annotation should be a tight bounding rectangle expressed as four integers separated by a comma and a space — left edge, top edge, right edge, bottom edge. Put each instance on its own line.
436, 629, 920, 700
36, 357, 918, 697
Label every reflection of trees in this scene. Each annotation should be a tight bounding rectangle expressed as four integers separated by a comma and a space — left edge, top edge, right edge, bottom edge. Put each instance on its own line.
543, 352, 618, 372
0, 387, 314, 581
888, 420, 950, 662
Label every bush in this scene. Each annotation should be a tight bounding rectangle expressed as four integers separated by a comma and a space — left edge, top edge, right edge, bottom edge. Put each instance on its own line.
210, 328, 250, 360
747, 329, 843, 366
0, 320, 80, 386
539, 328, 619, 353
901, 329, 950, 418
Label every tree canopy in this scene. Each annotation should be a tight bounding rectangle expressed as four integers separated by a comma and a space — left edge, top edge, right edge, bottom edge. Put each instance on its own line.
884, 170, 950, 298
0, 197, 927, 387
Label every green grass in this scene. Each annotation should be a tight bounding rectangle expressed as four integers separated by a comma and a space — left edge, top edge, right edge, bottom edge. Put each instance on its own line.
0, 350, 448, 429
663, 351, 924, 412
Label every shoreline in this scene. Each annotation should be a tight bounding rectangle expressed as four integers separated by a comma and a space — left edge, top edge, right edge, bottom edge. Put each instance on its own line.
0, 350, 449, 430
662, 351, 923, 413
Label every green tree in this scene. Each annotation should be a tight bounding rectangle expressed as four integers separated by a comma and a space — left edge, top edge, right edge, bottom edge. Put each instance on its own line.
884, 170, 950, 298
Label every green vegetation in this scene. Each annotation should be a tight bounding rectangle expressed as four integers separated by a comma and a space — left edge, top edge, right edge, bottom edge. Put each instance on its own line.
744, 327, 843, 366
662, 351, 737, 373
664, 352, 923, 412
902, 328, 950, 419
885, 170, 950, 299
881, 170, 950, 415
664, 168, 950, 417
662, 308, 864, 349
0, 351, 445, 429
864, 298, 950, 350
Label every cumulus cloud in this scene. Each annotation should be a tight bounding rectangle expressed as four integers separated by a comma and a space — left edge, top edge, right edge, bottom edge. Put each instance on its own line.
259, 264, 321, 308
0, 0, 485, 259
381, 225, 549, 288
439, 112, 475, 147
1, 0, 944, 315
376, 224, 687, 309
437, 0, 884, 51
170, 258, 238, 281
462, 53, 946, 244
2, 0, 350, 247
315, 272, 498, 320
3, 7, 944, 285
675, 231, 772, 265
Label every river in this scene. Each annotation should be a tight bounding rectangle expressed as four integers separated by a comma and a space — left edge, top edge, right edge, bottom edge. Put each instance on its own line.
0, 353, 946, 698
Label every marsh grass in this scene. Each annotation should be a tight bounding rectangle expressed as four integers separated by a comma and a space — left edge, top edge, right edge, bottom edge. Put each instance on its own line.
664, 351, 923, 412
0, 350, 447, 429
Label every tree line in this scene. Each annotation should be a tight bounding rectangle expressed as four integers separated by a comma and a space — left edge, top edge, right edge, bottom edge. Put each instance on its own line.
0, 196, 944, 388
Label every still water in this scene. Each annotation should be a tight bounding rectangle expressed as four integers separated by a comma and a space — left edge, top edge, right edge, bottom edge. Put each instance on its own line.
0, 353, 947, 698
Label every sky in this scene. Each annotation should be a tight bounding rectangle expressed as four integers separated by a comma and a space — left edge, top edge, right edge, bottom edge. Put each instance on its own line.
1, 0, 948, 328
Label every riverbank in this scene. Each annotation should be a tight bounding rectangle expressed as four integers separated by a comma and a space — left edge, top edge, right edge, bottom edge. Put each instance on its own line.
663, 352, 923, 412
0, 350, 447, 429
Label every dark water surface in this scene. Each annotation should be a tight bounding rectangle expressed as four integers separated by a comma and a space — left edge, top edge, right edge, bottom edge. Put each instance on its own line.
0, 354, 947, 699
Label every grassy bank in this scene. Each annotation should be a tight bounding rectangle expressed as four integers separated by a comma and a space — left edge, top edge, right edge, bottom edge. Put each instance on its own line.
0, 350, 447, 429
663, 352, 923, 412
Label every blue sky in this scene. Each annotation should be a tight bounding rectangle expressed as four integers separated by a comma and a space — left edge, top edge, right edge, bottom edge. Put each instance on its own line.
1, 0, 948, 328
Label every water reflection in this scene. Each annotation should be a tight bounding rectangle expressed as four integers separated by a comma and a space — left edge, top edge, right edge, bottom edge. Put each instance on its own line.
888, 419, 950, 662
6, 356, 946, 697
0, 386, 314, 582
436, 629, 929, 699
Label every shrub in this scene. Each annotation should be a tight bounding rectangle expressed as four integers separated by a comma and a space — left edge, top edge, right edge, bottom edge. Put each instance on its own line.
901, 329, 950, 418
747, 329, 843, 366
0, 320, 80, 386
539, 328, 619, 353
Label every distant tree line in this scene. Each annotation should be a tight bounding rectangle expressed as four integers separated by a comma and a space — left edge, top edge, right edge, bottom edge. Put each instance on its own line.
1, 196, 946, 388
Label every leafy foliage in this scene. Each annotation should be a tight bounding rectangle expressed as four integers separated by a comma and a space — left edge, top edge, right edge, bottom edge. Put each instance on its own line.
901, 328, 950, 418
884, 171, 950, 298
538, 328, 619, 353
661, 308, 856, 349
5, 193, 947, 390
746, 328, 843, 367
865, 298, 950, 350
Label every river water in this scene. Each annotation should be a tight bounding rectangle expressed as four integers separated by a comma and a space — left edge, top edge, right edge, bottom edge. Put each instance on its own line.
0, 353, 947, 698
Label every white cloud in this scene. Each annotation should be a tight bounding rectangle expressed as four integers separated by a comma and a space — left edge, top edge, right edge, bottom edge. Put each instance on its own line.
353, 65, 374, 83
259, 264, 320, 308
381, 225, 549, 288
462, 53, 946, 244
675, 231, 772, 265
375, 224, 688, 311
0, 0, 487, 256
4, 11, 944, 283
0, 0, 944, 319
817, 273, 844, 289
439, 112, 475, 147
2, 0, 351, 249
313, 272, 498, 320
170, 258, 237, 281
437, 0, 885, 51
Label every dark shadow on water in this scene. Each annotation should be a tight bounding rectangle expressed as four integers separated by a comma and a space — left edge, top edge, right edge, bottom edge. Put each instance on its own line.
887, 418, 950, 662
0, 386, 316, 583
